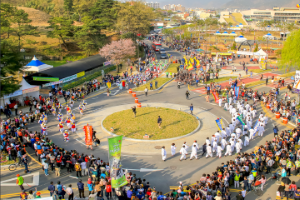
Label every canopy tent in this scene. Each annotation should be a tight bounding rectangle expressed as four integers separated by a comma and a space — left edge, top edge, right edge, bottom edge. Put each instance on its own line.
235, 35, 247, 43
23, 56, 53, 72
254, 49, 268, 56
1, 78, 40, 107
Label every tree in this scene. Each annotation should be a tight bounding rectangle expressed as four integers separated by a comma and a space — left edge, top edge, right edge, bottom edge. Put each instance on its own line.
1, 5, 39, 51
99, 39, 136, 73
74, 16, 107, 56
115, 1, 155, 36
0, 41, 23, 97
64, 0, 73, 17
47, 17, 74, 51
254, 43, 259, 52
231, 41, 237, 50
279, 29, 300, 70
90, 0, 117, 30
73, 0, 97, 22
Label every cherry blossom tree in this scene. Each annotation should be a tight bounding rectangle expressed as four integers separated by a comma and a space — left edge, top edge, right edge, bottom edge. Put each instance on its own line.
99, 39, 136, 72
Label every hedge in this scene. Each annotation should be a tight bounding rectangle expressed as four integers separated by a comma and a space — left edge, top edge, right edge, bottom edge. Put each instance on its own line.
62, 65, 116, 90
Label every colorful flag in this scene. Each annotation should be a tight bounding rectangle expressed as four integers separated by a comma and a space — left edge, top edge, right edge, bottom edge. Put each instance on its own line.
212, 91, 220, 103
253, 120, 259, 137
108, 136, 127, 188
235, 86, 239, 100
236, 115, 245, 126
215, 118, 224, 130
83, 125, 93, 145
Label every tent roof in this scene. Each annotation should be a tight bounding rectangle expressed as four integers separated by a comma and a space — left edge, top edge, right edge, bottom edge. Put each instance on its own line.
20, 78, 37, 90
23, 56, 53, 72
26, 56, 45, 67
25, 54, 107, 85
255, 49, 267, 56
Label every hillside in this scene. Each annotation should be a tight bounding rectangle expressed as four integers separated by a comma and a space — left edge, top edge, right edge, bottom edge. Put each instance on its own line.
222, 0, 298, 9
17, 7, 51, 26
224, 13, 247, 25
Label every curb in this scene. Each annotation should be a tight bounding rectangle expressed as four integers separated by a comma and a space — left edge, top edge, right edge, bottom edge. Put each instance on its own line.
100, 105, 201, 142
133, 77, 175, 93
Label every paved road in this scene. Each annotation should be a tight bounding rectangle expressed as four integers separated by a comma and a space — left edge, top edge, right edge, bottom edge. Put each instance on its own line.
1, 43, 298, 200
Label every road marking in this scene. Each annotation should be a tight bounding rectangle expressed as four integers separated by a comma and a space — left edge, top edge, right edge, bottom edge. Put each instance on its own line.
1, 172, 39, 186
221, 116, 229, 124
26, 149, 43, 166
76, 139, 88, 146
123, 168, 164, 172
209, 103, 217, 106
69, 175, 79, 179
111, 90, 120, 96
157, 80, 174, 93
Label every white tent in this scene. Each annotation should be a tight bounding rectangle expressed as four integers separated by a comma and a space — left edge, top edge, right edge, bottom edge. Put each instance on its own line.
235, 35, 247, 43
23, 56, 53, 72
254, 49, 267, 56
1, 78, 40, 107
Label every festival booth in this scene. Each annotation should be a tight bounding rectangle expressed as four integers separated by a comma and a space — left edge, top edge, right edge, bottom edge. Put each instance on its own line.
229, 25, 242, 31
1, 78, 40, 108
211, 52, 233, 62
235, 35, 247, 43
23, 56, 53, 75
254, 49, 268, 69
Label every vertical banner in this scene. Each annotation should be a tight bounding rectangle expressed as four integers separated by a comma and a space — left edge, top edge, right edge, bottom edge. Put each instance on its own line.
212, 91, 220, 103
235, 86, 240, 100
83, 125, 93, 145
215, 118, 224, 130
253, 120, 259, 137
108, 136, 127, 188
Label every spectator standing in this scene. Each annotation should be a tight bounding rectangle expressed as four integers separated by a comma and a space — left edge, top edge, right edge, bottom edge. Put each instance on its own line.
66, 184, 74, 200
48, 182, 55, 196
75, 162, 82, 178
77, 180, 85, 198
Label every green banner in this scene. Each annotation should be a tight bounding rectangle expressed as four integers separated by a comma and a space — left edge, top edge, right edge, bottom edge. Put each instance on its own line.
108, 136, 127, 188
33, 77, 59, 82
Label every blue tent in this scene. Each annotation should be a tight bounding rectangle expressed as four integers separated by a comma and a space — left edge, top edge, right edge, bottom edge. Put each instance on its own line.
266, 33, 272, 36
223, 31, 228, 34
23, 56, 53, 72
239, 23, 243, 25
231, 31, 236, 34
216, 31, 220, 33
239, 35, 244, 38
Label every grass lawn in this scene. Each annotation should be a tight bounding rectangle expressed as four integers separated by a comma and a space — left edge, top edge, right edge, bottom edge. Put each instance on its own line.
1, 152, 18, 166
245, 80, 265, 88
42, 60, 67, 67
249, 69, 272, 74
166, 63, 180, 73
281, 72, 296, 78
205, 76, 237, 84
103, 107, 198, 140
133, 77, 171, 91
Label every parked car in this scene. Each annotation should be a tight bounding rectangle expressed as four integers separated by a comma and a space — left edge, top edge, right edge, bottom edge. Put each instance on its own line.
160, 53, 168, 59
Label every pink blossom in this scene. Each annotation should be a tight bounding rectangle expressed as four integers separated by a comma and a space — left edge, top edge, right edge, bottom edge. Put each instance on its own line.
99, 39, 136, 65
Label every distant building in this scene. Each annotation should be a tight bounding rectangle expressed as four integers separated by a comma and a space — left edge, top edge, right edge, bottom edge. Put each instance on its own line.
145, 2, 160, 9
163, 4, 185, 12
241, 7, 300, 23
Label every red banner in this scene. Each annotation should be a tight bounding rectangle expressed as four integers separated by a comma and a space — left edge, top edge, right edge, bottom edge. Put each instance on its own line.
212, 91, 219, 103
83, 125, 93, 145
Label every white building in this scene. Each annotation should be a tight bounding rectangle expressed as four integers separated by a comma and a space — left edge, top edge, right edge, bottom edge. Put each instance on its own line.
145, 2, 160, 9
